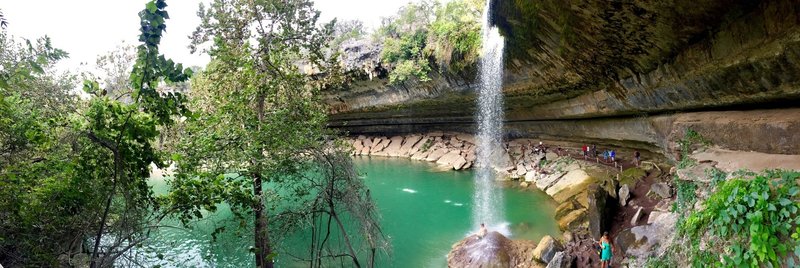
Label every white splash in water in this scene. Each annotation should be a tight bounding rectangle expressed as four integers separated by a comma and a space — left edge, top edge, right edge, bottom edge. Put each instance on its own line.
444, 200, 452, 203
402, 188, 417, 193
472, 0, 506, 228
454, 203, 464, 207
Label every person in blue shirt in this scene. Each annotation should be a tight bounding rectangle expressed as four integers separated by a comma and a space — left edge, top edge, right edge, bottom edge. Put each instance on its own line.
599, 231, 613, 268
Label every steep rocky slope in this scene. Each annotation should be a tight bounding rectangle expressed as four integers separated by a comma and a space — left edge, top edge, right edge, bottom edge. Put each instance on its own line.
326, 0, 800, 158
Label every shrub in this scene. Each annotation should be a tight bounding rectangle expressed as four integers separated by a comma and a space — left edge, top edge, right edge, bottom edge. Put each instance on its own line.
680, 170, 800, 267
375, 0, 482, 84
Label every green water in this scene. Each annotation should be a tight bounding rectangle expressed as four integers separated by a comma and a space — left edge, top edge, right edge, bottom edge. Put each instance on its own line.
141, 157, 559, 267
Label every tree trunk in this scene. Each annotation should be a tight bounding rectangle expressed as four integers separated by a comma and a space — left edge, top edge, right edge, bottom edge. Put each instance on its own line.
253, 173, 273, 268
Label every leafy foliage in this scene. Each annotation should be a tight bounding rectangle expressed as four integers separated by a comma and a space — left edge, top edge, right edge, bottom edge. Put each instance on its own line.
672, 178, 697, 226
679, 170, 800, 267
677, 128, 708, 169
169, 0, 387, 267
0, 1, 193, 266
330, 19, 367, 52
375, 0, 482, 83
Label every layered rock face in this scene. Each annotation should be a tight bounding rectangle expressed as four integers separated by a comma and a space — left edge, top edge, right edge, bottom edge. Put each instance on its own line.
326, 0, 800, 158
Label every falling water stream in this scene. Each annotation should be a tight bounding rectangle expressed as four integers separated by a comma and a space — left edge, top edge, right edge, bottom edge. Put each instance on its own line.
473, 0, 507, 231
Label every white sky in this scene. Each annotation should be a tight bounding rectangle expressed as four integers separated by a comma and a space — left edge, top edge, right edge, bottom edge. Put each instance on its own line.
2, 0, 416, 74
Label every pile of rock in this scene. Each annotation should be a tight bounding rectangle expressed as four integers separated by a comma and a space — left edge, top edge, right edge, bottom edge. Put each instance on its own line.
346, 132, 477, 170
345, 132, 562, 178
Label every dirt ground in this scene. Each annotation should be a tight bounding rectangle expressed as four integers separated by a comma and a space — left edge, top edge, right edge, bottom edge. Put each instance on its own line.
693, 147, 800, 172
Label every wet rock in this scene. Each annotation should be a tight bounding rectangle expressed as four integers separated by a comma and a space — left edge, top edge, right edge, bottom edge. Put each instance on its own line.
520, 181, 530, 188
649, 182, 672, 199
532, 235, 563, 263
619, 184, 631, 206
447, 232, 511, 268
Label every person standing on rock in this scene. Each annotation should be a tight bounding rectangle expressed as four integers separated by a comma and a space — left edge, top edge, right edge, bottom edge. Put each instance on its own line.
477, 223, 488, 239
634, 150, 641, 167
599, 232, 614, 268
610, 150, 616, 162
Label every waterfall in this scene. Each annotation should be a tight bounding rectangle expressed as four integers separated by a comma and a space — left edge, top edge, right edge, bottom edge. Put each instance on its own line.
472, 0, 507, 231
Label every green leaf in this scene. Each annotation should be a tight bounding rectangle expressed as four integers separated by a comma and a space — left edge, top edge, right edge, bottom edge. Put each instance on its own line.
146, 1, 157, 13
790, 187, 800, 196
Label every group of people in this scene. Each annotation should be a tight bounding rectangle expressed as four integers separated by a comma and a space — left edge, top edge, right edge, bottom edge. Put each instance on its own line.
475, 224, 615, 267
581, 144, 642, 167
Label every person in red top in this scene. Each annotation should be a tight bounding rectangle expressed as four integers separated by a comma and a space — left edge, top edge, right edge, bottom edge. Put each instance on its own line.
582, 145, 588, 160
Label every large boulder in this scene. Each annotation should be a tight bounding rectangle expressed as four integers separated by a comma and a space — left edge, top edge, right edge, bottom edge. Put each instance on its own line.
557, 208, 587, 230
649, 183, 672, 199
437, 150, 464, 167
398, 135, 422, 156
447, 232, 542, 268
452, 155, 468, 170
447, 232, 511, 268
619, 184, 631, 206
532, 235, 563, 263
426, 147, 450, 162
616, 212, 678, 263
587, 184, 610, 240
383, 136, 405, 157
546, 169, 594, 203
490, 147, 515, 172
408, 137, 430, 156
